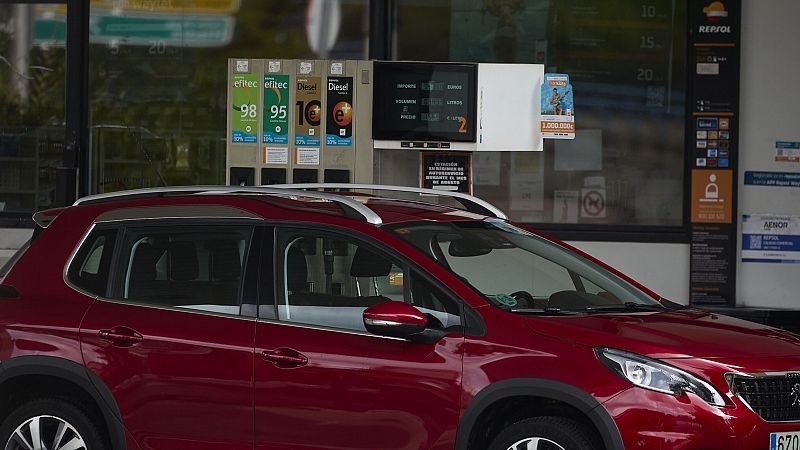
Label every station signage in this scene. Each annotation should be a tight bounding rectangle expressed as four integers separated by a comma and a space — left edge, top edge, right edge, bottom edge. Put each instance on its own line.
294, 77, 322, 147
688, 0, 740, 306
263, 75, 290, 145
326, 77, 353, 147
421, 152, 472, 194
231, 73, 259, 143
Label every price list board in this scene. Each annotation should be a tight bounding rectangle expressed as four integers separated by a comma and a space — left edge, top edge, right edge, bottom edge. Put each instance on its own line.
548, 0, 684, 111
372, 62, 477, 143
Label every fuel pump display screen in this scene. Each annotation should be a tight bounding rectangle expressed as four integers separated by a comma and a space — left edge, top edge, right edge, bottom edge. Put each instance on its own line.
372, 62, 477, 142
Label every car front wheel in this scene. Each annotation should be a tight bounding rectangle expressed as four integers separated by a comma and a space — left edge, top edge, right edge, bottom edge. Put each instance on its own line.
0, 398, 105, 450
488, 416, 598, 450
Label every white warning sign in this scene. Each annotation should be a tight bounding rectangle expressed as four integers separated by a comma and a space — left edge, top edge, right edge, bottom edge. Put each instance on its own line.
580, 188, 606, 218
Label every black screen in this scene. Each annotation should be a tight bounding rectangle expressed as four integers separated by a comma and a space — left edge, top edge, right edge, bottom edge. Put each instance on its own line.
372, 62, 477, 142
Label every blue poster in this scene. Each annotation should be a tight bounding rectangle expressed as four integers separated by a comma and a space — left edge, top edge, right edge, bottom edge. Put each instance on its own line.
540, 73, 575, 139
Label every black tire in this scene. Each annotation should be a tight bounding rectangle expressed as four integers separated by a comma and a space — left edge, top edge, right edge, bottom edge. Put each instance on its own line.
0, 398, 106, 450
488, 416, 600, 450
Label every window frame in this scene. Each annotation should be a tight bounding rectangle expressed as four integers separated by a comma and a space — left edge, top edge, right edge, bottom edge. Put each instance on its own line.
265, 223, 484, 338
100, 218, 260, 318
64, 223, 121, 298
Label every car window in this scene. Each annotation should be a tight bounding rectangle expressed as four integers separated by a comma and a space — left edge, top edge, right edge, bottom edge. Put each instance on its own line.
390, 221, 662, 312
438, 240, 575, 299
409, 272, 462, 330
276, 230, 405, 332
67, 229, 118, 297
274, 229, 464, 333
116, 225, 252, 316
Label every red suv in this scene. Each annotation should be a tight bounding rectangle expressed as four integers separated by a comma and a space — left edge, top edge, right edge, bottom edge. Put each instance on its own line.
1, 184, 799, 450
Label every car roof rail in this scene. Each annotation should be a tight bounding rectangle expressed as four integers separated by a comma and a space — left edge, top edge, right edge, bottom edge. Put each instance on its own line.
72, 186, 383, 225
268, 183, 508, 220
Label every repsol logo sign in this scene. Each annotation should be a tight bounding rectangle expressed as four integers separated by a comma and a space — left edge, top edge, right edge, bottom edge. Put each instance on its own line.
763, 221, 789, 231
698, 25, 731, 33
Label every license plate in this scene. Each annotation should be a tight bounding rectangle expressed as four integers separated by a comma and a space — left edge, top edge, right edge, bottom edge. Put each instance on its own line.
771, 432, 800, 450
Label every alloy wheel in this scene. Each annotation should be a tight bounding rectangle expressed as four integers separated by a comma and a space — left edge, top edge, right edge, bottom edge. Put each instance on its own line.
506, 437, 567, 450
5, 415, 87, 450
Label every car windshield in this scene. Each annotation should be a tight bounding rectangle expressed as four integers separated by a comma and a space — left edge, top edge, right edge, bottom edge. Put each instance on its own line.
388, 220, 665, 314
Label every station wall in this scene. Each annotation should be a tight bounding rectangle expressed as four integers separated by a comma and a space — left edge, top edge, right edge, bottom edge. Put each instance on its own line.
736, 0, 800, 309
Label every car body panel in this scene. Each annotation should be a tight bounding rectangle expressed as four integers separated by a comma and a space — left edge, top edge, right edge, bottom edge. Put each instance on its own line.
80, 300, 256, 450
523, 310, 800, 359
254, 322, 464, 450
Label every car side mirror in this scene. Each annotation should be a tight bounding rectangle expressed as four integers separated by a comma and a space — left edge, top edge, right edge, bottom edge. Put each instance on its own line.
363, 301, 427, 339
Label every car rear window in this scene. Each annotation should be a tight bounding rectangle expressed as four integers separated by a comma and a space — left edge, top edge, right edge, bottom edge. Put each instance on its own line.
0, 239, 31, 280
66, 228, 119, 297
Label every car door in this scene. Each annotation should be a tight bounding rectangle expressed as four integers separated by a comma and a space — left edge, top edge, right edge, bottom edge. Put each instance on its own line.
254, 226, 467, 450
79, 221, 262, 450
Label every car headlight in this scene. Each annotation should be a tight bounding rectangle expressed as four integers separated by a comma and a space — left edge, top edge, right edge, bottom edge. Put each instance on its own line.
596, 347, 727, 407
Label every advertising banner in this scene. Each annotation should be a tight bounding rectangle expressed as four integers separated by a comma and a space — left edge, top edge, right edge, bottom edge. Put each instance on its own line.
540, 73, 575, 140
325, 77, 354, 146
263, 74, 290, 145
742, 215, 800, 264
294, 77, 322, 147
231, 73, 259, 143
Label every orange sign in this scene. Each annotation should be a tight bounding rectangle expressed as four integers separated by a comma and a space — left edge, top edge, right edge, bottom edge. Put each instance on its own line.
691, 169, 732, 223
540, 121, 576, 133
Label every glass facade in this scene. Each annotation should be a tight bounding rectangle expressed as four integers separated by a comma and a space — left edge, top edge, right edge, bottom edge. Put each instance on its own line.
379, 0, 686, 226
87, 0, 369, 193
0, 4, 66, 219
1, 0, 687, 232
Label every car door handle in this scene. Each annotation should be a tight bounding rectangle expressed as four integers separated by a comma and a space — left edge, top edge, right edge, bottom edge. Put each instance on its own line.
98, 326, 143, 347
261, 348, 308, 367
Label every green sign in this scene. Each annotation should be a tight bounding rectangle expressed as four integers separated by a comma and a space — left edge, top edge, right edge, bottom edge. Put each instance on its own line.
263, 74, 290, 145
231, 73, 259, 143
33, 14, 233, 47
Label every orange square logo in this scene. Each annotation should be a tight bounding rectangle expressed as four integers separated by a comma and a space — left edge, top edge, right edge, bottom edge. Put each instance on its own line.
691, 169, 732, 223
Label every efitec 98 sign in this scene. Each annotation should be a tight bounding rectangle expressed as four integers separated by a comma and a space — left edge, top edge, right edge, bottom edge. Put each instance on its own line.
231, 74, 259, 143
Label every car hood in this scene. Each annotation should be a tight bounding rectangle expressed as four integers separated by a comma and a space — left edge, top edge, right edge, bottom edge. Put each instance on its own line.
524, 308, 800, 359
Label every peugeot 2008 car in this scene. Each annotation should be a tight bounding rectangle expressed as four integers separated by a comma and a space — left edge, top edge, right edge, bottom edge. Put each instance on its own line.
0, 184, 799, 450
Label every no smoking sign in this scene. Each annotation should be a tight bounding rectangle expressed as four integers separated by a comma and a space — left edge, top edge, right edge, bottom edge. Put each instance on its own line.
581, 188, 606, 218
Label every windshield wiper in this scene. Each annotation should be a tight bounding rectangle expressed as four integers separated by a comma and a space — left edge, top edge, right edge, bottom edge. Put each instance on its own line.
582, 302, 667, 313
509, 308, 580, 316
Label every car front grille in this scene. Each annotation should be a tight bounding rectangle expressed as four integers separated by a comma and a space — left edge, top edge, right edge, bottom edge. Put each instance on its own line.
731, 373, 800, 422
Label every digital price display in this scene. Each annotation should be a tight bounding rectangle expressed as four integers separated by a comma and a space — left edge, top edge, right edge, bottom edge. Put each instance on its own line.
372, 62, 477, 142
